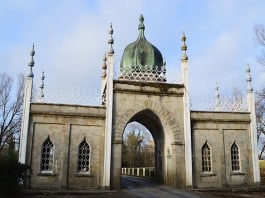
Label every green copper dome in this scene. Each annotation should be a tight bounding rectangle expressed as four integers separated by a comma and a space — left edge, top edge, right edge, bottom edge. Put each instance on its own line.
120, 15, 163, 72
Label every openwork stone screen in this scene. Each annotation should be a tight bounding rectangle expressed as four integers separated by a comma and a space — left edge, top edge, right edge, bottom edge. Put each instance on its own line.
40, 137, 54, 172
78, 140, 90, 173
33, 87, 101, 106
202, 143, 211, 172
231, 143, 240, 171
114, 66, 182, 84
116, 66, 166, 82
191, 95, 248, 112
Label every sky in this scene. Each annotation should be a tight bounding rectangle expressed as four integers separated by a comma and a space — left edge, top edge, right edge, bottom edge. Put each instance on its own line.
1, 0, 265, 105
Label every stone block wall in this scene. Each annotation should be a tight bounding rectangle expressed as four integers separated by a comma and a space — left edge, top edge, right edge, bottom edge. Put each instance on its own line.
191, 111, 253, 188
27, 103, 106, 190
111, 80, 187, 188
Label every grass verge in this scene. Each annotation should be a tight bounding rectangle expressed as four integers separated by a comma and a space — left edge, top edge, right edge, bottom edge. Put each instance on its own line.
259, 160, 265, 185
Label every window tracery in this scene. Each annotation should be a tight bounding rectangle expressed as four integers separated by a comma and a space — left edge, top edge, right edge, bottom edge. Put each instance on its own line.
40, 136, 54, 172
78, 139, 90, 173
202, 142, 211, 172
231, 143, 240, 171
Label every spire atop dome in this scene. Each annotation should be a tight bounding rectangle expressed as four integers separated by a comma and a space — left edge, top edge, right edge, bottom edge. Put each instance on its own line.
120, 15, 164, 77
138, 14, 145, 37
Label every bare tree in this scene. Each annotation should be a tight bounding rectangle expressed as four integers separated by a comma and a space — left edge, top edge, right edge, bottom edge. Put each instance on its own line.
256, 88, 265, 159
254, 25, 265, 67
123, 130, 144, 167
122, 127, 155, 168
0, 73, 24, 154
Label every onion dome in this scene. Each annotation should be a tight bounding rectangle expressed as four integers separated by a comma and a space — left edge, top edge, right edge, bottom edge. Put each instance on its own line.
120, 15, 163, 72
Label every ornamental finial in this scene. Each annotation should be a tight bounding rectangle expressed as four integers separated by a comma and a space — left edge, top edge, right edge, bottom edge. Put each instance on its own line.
39, 71, 45, 102
138, 15, 145, 38
138, 15, 145, 30
214, 82, 221, 111
27, 44, 35, 77
108, 23, 114, 55
102, 53, 107, 77
162, 57, 167, 82
246, 63, 253, 93
181, 32, 188, 61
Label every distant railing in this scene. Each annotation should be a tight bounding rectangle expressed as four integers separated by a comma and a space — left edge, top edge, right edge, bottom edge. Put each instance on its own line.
122, 167, 155, 178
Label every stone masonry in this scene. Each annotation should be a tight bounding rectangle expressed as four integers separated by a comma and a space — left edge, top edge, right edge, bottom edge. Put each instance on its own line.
27, 103, 105, 189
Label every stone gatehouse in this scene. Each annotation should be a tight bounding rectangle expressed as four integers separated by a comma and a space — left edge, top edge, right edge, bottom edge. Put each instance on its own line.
19, 15, 260, 190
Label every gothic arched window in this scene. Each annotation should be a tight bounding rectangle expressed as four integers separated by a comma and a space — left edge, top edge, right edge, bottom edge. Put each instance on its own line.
40, 136, 54, 172
78, 139, 90, 173
202, 142, 211, 172
231, 143, 240, 171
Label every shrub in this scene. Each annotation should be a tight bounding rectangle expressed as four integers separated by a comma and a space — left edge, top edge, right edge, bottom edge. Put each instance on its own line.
0, 152, 30, 197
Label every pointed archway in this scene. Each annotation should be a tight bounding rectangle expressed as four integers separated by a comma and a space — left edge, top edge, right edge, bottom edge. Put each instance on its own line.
122, 121, 155, 169
128, 109, 164, 182
111, 109, 165, 189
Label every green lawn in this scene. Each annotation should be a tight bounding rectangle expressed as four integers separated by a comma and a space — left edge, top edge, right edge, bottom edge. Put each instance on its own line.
259, 160, 265, 184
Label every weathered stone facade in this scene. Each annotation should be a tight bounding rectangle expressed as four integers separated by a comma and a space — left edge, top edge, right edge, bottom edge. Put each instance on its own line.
191, 111, 254, 188
27, 104, 106, 189
111, 80, 186, 188
19, 15, 260, 191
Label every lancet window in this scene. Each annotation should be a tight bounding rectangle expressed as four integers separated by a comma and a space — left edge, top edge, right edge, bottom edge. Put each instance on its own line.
40, 136, 54, 172
231, 143, 240, 171
202, 142, 211, 172
78, 139, 90, 173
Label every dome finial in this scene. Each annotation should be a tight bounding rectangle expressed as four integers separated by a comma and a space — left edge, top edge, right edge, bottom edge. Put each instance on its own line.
181, 32, 188, 61
139, 15, 144, 27
108, 23, 114, 55
138, 15, 145, 36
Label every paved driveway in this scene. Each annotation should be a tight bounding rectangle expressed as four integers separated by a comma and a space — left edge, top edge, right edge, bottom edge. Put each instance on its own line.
22, 176, 265, 197
120, 175, 203, 198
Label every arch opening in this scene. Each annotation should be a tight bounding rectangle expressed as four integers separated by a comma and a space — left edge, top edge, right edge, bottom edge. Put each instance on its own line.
121, 109, 165, 183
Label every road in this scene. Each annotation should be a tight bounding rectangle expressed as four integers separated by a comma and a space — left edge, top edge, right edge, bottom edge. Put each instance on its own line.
120, 176, 203, 198
23, 176, 265, 197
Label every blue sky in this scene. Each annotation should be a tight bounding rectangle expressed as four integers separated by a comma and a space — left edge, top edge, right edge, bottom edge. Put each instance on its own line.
1, 0, 265, 104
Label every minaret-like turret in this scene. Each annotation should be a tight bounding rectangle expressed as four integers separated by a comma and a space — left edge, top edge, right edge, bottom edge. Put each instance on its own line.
108, 24, 114, 55
102, 53, 107, 78
214, 83, 221, 111
181, 32, 189, 86
246, 63, 253, 93
19, 45, 35, 164
101, 54, 107, 105
181, 32, 188, 62
180, 32, 192, 187
27, 44, 35, 77
246, 64, 260, 184
103, 23, 115, 188
39, 71, 45, 102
